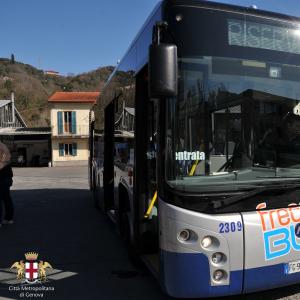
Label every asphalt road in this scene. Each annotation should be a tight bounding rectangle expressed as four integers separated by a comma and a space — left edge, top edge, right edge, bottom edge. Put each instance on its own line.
0, 167, 164, 300
1, 167, 300, 300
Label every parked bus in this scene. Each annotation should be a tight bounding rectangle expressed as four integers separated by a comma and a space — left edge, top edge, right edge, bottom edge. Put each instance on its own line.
90, 0, 300, 297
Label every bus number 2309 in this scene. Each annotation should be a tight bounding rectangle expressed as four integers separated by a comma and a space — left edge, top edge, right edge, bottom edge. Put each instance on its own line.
219, 222, 243, 233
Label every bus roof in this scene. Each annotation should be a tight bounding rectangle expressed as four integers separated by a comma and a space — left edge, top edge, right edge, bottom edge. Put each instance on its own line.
166, 0, 300, 23
103, 0, 300, 91
105, 1, 162, 87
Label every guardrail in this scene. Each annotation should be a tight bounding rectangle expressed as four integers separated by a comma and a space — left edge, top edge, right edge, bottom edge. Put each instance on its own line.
52, 124, 90, 136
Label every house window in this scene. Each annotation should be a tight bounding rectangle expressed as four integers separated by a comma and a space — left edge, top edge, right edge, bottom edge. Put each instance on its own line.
64, 112, 72, 133
57, 111, 77, 134
59, 143, 77, 156
65, 143, 73, 155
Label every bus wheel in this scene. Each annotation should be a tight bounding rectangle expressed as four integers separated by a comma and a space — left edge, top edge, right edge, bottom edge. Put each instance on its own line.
92, 187, 99, 209
121, 213, 142, 268
92, 186, 106, 213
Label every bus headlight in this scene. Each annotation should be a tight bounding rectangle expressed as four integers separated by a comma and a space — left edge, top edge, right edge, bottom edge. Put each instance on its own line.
178, 229, 190, 242
201, 236, 213, 248
213, 270, 227, 282
212, 252, 225, 264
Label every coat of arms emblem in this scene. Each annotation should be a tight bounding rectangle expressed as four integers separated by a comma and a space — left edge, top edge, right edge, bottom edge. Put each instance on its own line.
10, 252, 53, 283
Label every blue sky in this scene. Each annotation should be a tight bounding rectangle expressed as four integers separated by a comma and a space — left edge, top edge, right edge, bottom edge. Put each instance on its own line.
1, 0, 300, 75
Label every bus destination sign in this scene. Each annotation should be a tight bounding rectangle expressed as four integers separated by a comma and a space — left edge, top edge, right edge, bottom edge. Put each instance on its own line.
228, 19, 300, 55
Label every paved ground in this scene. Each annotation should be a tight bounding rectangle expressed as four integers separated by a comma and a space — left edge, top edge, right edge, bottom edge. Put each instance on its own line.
0, 167, 165, 300
1, 167, 300, 300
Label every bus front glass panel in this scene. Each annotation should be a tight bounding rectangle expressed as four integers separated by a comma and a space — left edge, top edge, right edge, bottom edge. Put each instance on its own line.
166, 10, 300, 194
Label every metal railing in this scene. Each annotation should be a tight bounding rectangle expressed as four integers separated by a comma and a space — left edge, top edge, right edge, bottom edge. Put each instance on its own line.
52, 124, 90, 136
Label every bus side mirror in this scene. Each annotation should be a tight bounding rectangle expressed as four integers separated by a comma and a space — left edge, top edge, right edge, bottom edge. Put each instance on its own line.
148, 43, 178, 98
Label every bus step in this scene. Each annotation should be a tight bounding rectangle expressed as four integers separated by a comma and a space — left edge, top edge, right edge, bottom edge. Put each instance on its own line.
142, 253, 160, 277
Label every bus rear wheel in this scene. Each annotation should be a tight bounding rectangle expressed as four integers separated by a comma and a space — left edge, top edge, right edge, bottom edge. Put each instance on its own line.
92, 187, 99, 209
121, 213, 142, 268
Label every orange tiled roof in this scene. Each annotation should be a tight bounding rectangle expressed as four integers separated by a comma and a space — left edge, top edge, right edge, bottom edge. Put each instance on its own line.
48, 92, 99, 104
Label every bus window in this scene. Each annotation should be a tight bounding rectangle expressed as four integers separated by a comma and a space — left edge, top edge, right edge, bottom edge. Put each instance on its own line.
115, 142, 129, 164
211, 105, 243, 173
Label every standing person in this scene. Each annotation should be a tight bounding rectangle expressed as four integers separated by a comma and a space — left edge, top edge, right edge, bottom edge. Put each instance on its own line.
0, 142, 14, 228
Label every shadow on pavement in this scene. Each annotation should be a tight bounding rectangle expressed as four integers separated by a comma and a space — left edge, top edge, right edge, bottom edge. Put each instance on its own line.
0, 189, 167, 300
1, 190, 300, 300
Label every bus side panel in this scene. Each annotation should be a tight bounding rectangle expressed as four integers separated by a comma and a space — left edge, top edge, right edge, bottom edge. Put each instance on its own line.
159, 200, 244, 298
161, 251, 243, 298
242, 210, 300, 293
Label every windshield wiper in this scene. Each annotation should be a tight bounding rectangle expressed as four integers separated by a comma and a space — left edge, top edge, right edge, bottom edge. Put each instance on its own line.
253, 165, 300, 178
253, 163, 275, 169
211, 183, 300, 210
257, 175, 300, 179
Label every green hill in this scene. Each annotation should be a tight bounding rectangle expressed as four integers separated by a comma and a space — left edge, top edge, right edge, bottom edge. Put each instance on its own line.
0, 58, 114, 126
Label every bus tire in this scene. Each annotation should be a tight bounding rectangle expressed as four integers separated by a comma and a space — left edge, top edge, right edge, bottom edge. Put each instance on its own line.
92, 186, 99, 209
121, 213, 143, 268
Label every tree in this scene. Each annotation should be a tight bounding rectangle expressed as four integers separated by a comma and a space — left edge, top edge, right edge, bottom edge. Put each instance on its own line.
11, 54, 15, 64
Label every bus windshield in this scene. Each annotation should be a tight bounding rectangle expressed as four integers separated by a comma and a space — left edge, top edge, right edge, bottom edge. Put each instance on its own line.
166, 56, 300, 193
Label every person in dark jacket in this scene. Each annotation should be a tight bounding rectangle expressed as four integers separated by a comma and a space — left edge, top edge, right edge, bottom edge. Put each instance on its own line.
0, 142, 14, 227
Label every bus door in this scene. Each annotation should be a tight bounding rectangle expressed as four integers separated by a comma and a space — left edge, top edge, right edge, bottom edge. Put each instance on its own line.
135, 68, 159, 256
103, 102, 114, 210
143, 100, 159, 253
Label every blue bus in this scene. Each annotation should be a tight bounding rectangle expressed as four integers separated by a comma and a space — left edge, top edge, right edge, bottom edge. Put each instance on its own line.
90, 0, 300, 297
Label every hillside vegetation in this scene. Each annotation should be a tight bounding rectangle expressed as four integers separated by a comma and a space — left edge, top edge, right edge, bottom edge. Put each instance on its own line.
0, 58, 114, 126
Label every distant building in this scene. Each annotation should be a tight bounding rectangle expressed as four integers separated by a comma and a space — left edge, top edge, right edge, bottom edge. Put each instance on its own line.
45, 70, 60, 76
0, 127, 51, 167
48, 91, 99, 166
0, 93, 26, 128
0, 93, 51, 167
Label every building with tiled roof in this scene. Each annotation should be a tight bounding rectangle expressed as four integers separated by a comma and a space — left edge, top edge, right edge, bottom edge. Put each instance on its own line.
45, 70, 60, 76
48, 92, 99, 103
48, 91, 99, 166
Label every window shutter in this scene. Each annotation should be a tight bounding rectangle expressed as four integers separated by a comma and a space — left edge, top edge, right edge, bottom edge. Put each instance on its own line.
71, 111, 77, 134
57, 111, 63, 134
72, 143, 77, 156
59, 143, 64, 156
